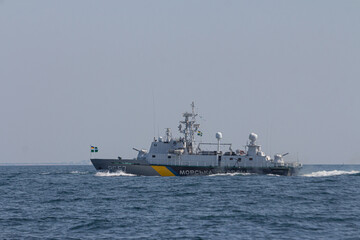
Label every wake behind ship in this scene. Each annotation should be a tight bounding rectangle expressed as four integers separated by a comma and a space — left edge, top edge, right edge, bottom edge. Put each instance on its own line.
91, 102, 302, 176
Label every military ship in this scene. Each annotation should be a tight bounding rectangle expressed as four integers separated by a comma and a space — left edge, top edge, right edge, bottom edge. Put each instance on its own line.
91, 102, 302, 176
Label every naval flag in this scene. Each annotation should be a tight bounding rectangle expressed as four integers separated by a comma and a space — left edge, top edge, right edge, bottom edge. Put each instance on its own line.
91, 146, 98, 152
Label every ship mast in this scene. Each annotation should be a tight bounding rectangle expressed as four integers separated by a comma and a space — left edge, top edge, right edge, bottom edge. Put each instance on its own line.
179, 102, 199, 154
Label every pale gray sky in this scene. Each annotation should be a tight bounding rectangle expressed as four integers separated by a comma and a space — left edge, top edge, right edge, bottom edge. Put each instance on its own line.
1, 0, 359, 164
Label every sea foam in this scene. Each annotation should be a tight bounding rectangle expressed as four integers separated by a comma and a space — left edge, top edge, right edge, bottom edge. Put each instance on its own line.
209, 172, 253, 177
302, 170, 360, 177
70, 171, 88, 174
95, 171, 136, 177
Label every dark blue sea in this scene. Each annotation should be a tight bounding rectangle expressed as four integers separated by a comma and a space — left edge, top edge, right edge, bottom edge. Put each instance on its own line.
1, 165, 360, 239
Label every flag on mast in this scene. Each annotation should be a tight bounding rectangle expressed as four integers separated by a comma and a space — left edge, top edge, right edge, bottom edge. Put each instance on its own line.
91, 146, 98, 152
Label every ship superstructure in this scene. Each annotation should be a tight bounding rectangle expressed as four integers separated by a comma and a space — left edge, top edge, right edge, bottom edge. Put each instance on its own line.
91, 102, 302, 176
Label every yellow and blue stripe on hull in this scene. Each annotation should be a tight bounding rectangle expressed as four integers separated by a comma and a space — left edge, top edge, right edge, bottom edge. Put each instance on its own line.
151, 165, 179, 176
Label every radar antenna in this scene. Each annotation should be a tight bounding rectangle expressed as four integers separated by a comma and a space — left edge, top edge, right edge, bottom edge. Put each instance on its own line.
179, 101, 199, 154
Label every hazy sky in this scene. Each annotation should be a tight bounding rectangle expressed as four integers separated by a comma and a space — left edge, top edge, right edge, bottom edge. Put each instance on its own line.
1, 0, 359, 164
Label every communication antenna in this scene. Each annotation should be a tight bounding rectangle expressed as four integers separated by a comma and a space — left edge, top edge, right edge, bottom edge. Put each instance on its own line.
266, 119, 272, 157
152, 90, 156, 138
191, 101, 195, 120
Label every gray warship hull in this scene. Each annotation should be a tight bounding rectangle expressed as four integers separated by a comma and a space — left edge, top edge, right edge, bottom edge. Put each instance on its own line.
90, 102, 302, 177
91, 158, 300, 176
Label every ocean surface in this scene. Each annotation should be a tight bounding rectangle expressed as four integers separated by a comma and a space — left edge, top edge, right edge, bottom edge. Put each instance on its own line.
1, 165, 360, 240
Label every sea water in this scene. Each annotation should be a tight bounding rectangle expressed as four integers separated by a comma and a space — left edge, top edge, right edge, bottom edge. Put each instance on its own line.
1, 165, 359, 239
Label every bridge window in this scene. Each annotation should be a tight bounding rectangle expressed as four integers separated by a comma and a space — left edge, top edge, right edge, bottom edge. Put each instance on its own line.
238, 158, 241, 161
230, 158, 233, 160
168, 156, 171, 159
152, 155, 156, 158
249, 158, 253, 160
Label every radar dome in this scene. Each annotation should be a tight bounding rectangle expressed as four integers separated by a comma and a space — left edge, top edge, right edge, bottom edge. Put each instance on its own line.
216, 132, 223, 140
249, 133, 258, 143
